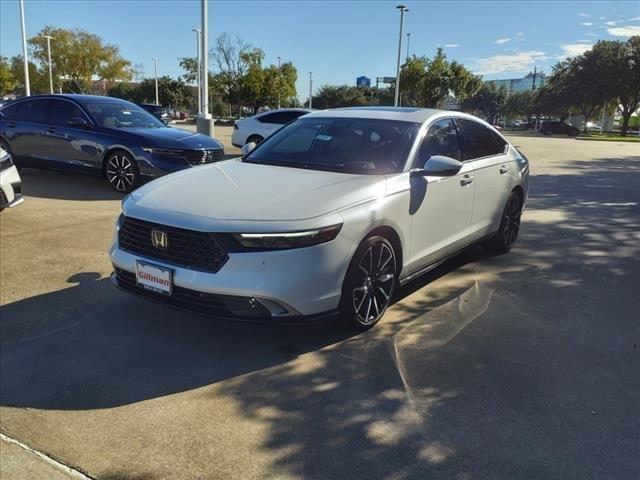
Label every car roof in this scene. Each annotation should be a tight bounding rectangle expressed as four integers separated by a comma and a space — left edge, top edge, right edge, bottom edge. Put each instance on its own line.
257, 108, 311, 115
305, 106, 446, 124
11, 94, 135, 105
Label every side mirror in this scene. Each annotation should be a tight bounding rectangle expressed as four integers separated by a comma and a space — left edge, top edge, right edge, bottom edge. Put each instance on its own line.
241, 141, 257, 157
66, 117, 91, 129
410, 155, 463, 177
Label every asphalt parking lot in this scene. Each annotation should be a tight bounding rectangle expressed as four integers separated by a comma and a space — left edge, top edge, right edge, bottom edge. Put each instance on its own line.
1, 128, 639, 480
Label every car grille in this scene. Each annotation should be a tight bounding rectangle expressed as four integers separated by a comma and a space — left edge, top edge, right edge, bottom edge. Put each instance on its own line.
118, 217, 228, 273
184, 149, 224, 166
114, 268, 270, 320
0, 187, 7, 206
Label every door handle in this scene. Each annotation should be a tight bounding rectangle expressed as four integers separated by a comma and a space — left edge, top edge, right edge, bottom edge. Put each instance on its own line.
7, 122, 16, 128
460, 175, 474, 186
499, 166, 509, 174
47, 126, 56, 133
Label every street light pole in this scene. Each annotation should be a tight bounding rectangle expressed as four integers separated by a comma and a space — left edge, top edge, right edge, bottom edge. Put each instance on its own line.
308, 71, 313, 109
277, 56, 281, 109
406, 32, 412, 60
43, 35, 54, 94
394, 5, 408, 107
200, 0, 209, 117
19, 0, 30, 96
192, 28, 201, 115
153, 58, 159, 105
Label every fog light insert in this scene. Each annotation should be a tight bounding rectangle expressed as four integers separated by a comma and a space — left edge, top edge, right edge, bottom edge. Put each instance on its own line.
219, 296, 271, 318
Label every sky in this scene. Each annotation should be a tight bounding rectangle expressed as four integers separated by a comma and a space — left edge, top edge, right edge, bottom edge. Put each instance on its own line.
1, 0, 639, 100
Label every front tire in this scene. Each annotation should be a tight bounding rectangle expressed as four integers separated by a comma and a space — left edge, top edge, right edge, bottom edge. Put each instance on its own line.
105, 151, 140, 193
339, 236, 397, 331
485, 191, 523, 254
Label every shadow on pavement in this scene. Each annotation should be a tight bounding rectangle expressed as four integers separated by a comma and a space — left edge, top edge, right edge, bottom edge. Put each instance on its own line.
18, 158, 239, 202
1, 156, 639, 478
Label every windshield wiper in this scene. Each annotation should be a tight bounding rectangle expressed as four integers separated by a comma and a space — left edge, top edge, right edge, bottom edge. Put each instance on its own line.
258, 159, 345, 172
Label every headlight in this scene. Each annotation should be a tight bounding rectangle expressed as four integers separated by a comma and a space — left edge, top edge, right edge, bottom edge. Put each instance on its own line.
232, 224, 342, 250
142, 147, 184, 156
0, 147, 14, 171
116, 212, 126, 230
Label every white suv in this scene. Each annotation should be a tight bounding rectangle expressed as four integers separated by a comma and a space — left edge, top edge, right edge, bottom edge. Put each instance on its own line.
231, 108, 311, 147
0, 143, 23, 212
111, 107, 529, 330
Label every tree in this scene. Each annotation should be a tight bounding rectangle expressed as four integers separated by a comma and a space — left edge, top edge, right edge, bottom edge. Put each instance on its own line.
0, 56, 18, 96
179, 57, 199, 84
9, 55, 49, 94
398, 56, 427, 106
108, 76, 194, 109
591, 37, 640, 135
461, 83, 508, 124
533, 84, 572, 122
398, 49, 481, 108
504, 90, 535, 123
210, 33, 256, 113
311, 85, 370, 109
28, 26, 132, 93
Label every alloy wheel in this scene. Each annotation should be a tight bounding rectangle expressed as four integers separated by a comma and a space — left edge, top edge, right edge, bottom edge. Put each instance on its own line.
502, 194, 522, 248
352, 241, 396, 325
107, 155, 136, 192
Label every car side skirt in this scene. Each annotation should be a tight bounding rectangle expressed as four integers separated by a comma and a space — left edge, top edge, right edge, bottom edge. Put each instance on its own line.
399, 232, 495, 286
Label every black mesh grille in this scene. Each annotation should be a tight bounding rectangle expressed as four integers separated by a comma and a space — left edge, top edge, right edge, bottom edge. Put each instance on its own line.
184, 149, 224, 166
0, 187, 7, 206
118, 217, 228, 273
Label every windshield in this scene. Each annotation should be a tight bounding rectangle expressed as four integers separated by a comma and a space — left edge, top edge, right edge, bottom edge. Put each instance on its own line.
84, 102, 165, 129
245, 117, 419, 174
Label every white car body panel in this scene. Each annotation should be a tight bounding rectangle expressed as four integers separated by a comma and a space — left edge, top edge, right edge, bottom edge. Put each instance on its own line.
0, 164, 23, 209
126, 159, 386, 223
111, 108, 529, 320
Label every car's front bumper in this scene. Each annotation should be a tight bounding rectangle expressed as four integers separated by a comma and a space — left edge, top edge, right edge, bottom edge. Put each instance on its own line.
109, 233, 355, 320
0, 165, 24, 209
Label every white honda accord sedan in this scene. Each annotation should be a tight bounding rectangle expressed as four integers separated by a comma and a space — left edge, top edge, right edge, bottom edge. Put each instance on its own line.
110, 107, 529, 330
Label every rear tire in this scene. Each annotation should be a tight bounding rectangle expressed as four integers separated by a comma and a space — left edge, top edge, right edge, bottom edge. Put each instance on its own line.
246, 134, 264, 146
105, 151, 140, 193
485, 191, 523, 254
339, 236, 397, 331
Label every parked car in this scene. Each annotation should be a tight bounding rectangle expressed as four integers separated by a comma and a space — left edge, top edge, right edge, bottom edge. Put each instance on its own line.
586, 121, 603, 132
139, 103, 172, 125
231, 108, 311, 147
111, 107, 529, 331
0, 142, 23, 212
0, 95, 224, 193
538, 121, 580, 136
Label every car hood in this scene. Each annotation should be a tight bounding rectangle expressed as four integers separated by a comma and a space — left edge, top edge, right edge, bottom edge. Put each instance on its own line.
120, 127, 223, 150
125, 159, 386, 226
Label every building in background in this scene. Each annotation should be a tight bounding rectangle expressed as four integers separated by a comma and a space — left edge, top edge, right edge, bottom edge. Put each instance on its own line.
486, 71, 547, 93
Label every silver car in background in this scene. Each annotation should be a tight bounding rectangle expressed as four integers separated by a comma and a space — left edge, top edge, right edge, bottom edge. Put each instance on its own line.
110, 107, 529, 331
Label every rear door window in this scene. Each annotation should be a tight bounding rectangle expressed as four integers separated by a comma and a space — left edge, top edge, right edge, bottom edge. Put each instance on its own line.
15, 99, 51, 124
455, 119, 505, 160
